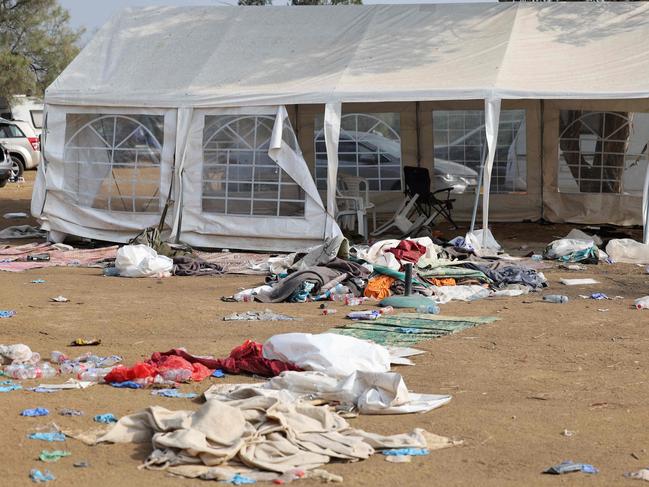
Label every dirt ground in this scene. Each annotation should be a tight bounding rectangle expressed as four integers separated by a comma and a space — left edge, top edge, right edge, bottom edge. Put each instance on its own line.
2, 173, 649, 487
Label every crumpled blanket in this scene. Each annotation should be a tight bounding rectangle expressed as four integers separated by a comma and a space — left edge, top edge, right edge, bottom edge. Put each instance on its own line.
154, 342, 301, 378
172, 256, 223, 276
467, 261, 547, 290
95, 394, 436, 479
386, 240, 427, 265
256, 267, 342, 303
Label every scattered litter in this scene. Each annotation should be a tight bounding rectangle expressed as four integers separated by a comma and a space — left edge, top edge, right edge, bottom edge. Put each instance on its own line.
114, 244, 173, 278
39, 450, 71, 462
223, 309, 298, 321
59, 408, 84, 416
598, 309, 609, 312
544, 460, 599, 475
0, 380, 22, 392
559, 263, 585, 271
110, 381, 143, 389
562, 429, 575, 437
93, 413, 118, 424
0, 343, 39, 364
151, 389, 198, 399
560, 278, 599, 286
606, 239, 649, 264
322, 309, 337, 315
346, 310, 381, 320
73, 461, 89, 468
49, 296, 69, 302
625, 468, 649, 481
228, 474, 256, 485
582, 292, 609, 300
0, 310, 16, 318
544, 238, 598, 263
21, 408, 50, 417
31, 279, 46, 284
212, 369, 224, 378
70, 338, 101, 346
3, 212, 28, 219
385, 455, 412, 463
382, 448, 430, 456
543, 295, 568, 304
27, 253, 50, 262
28, 432, 66, 442
635, 296, 649, 310
29, 468, 55, 483
34, 380, 94, 391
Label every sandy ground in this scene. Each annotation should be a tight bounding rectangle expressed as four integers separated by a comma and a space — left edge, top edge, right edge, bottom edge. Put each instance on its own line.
1, 173, 649, 487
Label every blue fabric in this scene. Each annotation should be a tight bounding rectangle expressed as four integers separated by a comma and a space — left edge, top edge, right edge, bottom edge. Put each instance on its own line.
27, 388, 59, 394
0, 310, 16, 318
30, 469, 55, 483
212, 369, 225, 378
382, 448, 430, 456
21, 408, 49, 417
110, 381, 142, 389
0, 380, 22, 392
94, 413, 118, 424
28, 432, 66, 442
545, 461, 599, 475
288, 281, 315, 303
228, 474, 256, 485
31, 279, 46, 284
151, 389, 198, 398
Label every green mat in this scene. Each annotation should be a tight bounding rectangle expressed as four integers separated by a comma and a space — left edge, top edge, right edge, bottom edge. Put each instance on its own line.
327, 313, 499, 346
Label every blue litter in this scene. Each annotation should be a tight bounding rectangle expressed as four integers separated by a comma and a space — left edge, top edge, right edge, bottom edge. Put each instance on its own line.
382, 448, 430, 456
544, 461, 599, 475
151, 389, 198, 399
591, 293, 609, 300
31, 279, 46, 284
110, 381, 142, 389
94, 413, 118, 424
0, 380, 22, 392
28, 388, 60, 394
21, 408, 50, 417
228, 473, 256, 485
30, 468, 55, 483
0, 310, 16, 318
212, 369, 224, 378
28, 432, 66, 442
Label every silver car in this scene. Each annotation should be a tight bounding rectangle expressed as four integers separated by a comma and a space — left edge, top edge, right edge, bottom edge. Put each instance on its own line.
0, 143, 12, 187
0, 117, 41, 179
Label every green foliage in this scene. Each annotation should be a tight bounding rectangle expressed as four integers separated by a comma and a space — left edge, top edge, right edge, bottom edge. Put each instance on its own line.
0, 0, 82, 100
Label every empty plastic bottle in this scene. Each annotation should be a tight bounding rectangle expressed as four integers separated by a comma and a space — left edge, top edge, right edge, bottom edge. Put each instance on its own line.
344, 296, 369, 306
78, 367, 112, 382
5, 364, 38, 380
38, 362, 57, 379
160, 369, 192, 382
543, 294, 569, 304
416, 303, 440, 314
331, 293, 353, 303
50, 351, 68, 364
379, 306, 394, 314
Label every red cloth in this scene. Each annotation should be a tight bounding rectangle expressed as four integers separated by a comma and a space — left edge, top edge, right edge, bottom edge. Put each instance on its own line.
104, 362, 157, 383
386, 240, 427, 264
152, 354, 213, 382
156, 341, 301, 378
104, 356, 212, 383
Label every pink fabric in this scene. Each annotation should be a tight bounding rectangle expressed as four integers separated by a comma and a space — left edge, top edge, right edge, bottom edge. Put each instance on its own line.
0, 245, 118, 272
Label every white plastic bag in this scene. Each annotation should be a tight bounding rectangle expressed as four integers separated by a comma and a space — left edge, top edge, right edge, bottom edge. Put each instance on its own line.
465, 229, 501, 253
263, 333, 391, 377
545, 239, 594, 259
635, 296, 649, 310
114, 244, 173, 278
430, 285, 492, 304
0, 344, 39, 365
605, 239, 649, 264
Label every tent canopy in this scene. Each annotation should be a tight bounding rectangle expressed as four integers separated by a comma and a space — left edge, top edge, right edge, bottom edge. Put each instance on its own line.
47, 3, 649, 108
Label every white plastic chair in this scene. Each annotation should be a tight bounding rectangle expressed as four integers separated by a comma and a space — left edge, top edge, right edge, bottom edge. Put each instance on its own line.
335, 175, 376, 240
371, 194, 426, 237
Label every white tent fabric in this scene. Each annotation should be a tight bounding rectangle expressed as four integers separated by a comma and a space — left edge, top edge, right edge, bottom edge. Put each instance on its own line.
36, 3, 649, 246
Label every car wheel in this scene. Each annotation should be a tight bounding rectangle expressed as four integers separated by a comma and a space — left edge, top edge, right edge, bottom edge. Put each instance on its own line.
10, 156, 24, 180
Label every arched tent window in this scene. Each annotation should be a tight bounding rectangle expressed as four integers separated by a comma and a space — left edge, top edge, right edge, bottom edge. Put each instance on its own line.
63, 114, 164, 212
202, 115, 305, 217
558, 111, 649, 195
314, 113, 402, 191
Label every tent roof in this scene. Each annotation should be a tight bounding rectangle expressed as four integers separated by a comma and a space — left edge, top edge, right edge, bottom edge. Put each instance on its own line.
47, 3, 649, 107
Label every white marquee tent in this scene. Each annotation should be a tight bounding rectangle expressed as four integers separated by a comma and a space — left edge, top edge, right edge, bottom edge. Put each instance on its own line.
32, 3, 649, 249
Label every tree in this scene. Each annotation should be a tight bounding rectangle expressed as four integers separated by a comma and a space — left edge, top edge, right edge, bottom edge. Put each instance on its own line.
0, 0, 82, 101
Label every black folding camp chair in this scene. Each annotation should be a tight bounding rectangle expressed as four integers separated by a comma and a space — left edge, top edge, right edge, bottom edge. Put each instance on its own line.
402, 166, 458, 229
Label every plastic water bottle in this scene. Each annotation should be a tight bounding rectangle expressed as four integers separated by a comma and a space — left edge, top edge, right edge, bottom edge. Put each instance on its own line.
98, 355, 123, 367
78, 367, 112, 382
160, 369, 192, 382
635, 296, 649, 309
5, 364, 38, 380
331, 293, 353, 303
50, 351, 68, 364
543, 295, 569, 304
379, 306, 394, 314
416, 303, 440, 314
344, 296, 368, 306
38, 362, 57, 378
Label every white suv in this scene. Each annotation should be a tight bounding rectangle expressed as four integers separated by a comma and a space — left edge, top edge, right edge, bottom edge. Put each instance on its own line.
0, 117, 41, 179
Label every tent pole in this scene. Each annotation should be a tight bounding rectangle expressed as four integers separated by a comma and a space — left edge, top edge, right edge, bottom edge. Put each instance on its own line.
469, 143, 487, 234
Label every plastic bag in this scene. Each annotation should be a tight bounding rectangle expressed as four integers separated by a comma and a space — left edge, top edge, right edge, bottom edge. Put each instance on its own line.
114, 244, 173, 278
544, 239, 598, 263
263, 333, 391, 377
464, 229, 501, 253
605, 239, 649, 264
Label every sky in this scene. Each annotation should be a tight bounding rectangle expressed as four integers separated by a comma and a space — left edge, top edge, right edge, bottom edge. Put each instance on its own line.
60, 0, 494, 40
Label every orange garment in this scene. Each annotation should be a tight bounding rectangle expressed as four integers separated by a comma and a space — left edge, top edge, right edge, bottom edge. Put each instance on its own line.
430, 277, 456, 287
364, 275, 396, 300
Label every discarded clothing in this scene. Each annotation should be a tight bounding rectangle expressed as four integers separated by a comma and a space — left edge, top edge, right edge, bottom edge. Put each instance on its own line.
625, 468, 649, 481
206, 370, 452, 415
386, 240, 427, 265
544, 461, 599, 475
94, 413, 118, 424
106, 354, 212, 384
28, 432, 66, 442
429, 278, 456, 287
382, 448, 429, 456
172, 256, 224, 277
95, 394, 435, 478
39, 450, 71, 462
0, 380, 22, 392
21, 408, 49, 417
154, 343, 301, 378
29, 468, 55, 483
430, 285, 491, 304
151, 389, 198, 399
364, 275, 395, 300
466, 261, 546, 290
544, 239, 599, 264
110, 381, 143, 389
256, 267, 341, 303
223, 309, 298, 321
